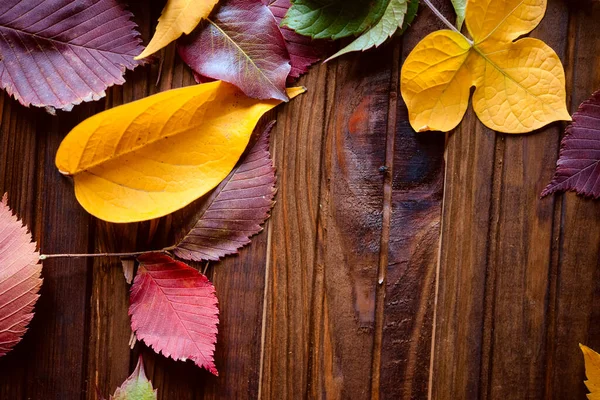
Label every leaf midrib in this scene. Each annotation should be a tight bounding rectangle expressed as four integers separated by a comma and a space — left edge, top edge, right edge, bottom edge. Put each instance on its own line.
206, 17, 284, 97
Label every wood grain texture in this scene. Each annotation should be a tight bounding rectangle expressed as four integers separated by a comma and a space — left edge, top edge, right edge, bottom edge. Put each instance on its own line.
0, 0, 598, 399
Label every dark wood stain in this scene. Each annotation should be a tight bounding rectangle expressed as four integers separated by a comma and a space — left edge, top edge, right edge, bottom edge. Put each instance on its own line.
0, 0, 599, 399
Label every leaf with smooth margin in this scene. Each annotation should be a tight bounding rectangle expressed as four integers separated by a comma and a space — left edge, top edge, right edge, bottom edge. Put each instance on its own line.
55, 81, 305, 223
451, 0, 467, 29
106, 356, 156, 400
0, 0, 144, 112
178, 0, 291, 101
0, 194, 42, 358
542, 90, 600, 198
581, 344, 600, 400
130, 253, 219, 375
174, 121, 277, 262
135, 0, 219, 59
400, 0, 571, 134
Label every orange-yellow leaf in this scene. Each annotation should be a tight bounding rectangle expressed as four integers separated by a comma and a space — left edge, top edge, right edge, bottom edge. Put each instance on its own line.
400, 0, 571, 134
55, 81, 305, 223
581, 344, 600, 399
135, 0, 219, 59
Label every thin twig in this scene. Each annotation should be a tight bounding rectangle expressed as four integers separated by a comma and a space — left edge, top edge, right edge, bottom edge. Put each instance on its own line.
39, 246, 176, 260
421, 0, 474, 45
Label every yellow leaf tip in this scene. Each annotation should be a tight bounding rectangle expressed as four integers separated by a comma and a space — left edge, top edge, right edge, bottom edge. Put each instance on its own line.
286, 86, 307, 100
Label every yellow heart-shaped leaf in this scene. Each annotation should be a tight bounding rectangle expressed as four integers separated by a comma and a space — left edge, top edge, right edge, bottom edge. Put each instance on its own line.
56, 81, 304, 223
135, 0, 219, 59
401, 0, 571, 134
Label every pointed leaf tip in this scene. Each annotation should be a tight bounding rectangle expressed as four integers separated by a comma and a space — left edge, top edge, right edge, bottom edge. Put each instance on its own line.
173, 121, 278, 262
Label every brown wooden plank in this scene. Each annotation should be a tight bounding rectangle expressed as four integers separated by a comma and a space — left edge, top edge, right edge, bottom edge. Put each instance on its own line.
544, 2, 600, 398
376, 2, 448, 399
432, 0, 573, 399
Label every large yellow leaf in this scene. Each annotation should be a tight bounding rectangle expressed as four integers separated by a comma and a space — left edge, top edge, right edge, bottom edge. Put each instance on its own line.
135, 0, 219, 59
581, 344, 600, 400
401, 0, 571, 134
56, 81, 304, 223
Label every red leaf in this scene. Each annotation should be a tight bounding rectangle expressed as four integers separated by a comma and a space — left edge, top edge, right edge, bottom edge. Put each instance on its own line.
173, 122, 277, 262
0, 194, 42, 357
542, 91, 600, 198
129, 253, 219, 375
0, 0, 144, 112
265, 0, 328, 81
177, 0, 291, 101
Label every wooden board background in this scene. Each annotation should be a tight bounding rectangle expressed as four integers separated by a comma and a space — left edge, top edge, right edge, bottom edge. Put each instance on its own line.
0, 0, 599, 398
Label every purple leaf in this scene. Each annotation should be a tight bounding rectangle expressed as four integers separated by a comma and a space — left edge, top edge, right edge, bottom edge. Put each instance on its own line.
177, 0, 291, 101
174, 122, 277, 262
542, 90, 600, 199
0, 0, 145, 112
265, 0, 328, 81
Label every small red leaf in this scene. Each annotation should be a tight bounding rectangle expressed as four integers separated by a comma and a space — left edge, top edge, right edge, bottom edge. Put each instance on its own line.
0, 0, 145, 111
542, 91, 600, 198
129, 253, 219, 375
177, 0, 291, 101
174, 122, 277, 262
0, 194, 42, 357
265, 0, 328, 81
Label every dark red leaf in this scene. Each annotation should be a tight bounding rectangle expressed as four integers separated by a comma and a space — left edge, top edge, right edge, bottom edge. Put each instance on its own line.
542, 91, 600, 198
264, 0, 328, 81
0, 0, 144, 112
173, 122, 277, 262
0, 194, 42, 357
130, 253, 219, 375
177, 0, 291, 101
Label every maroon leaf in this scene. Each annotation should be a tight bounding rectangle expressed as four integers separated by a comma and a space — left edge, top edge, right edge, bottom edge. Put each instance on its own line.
0, 0, 144, 112
542, 91, 600, 198
264, 0, 328, 81
177, 0, 291, 101
130, 253, 219, 375
173, 121, 277, 262
0, 194, 42, 357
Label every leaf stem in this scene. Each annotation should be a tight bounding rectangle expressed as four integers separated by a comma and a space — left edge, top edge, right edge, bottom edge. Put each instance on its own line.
39, 246, 176, 260
421, 0, 473, 45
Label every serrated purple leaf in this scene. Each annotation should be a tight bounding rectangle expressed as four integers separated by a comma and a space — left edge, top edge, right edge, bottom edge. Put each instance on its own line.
0, 0, 145, 111
542, 90, 600, 199
177, 0, 291, 101
173, 122, 277, 262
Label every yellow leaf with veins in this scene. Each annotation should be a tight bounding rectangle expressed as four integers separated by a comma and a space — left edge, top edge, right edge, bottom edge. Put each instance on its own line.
401, 0, 570, 134
56, 81, 305, 223
135, 0, 219, 59
581, 344, 600, 400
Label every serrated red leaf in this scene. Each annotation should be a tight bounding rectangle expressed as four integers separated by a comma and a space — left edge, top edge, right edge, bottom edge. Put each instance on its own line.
177, 0, 291, 101
0, 194, 42, 358
129, 253, 219, 375
0, 0, 144, 112
173, 122, 277, 262
542, 91, 600, 198
264, 0, 327, 81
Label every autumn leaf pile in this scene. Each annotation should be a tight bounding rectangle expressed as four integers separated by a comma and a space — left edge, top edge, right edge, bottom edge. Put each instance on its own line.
1, 0, 600, 387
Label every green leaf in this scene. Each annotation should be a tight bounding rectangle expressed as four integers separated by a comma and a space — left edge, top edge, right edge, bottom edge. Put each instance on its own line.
110, 356, 156, 400
325, 0, 410, 61
451, 0, 466, 30
282, 0, 391, 40
400, 0, 419, 34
